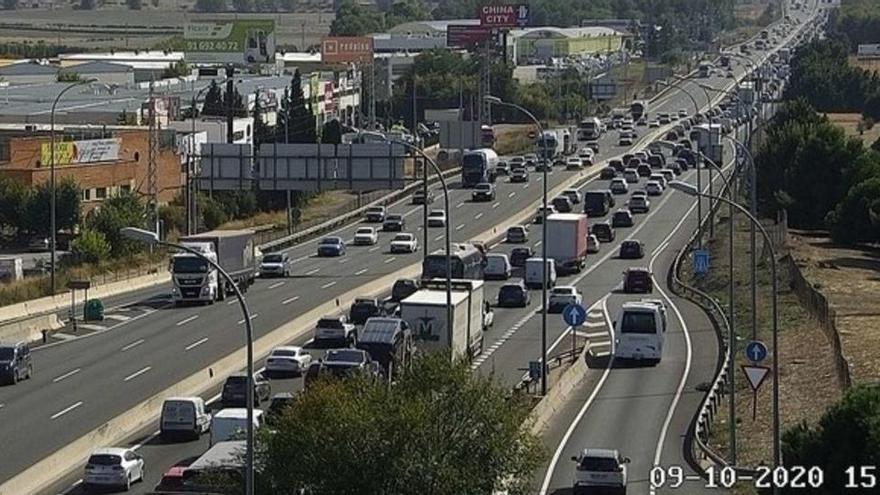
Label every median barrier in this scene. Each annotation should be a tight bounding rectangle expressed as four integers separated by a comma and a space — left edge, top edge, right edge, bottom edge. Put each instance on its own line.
0, 313, 62, 345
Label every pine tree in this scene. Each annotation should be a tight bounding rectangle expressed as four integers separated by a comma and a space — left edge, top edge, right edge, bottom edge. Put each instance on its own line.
202, 80, 223, 116
252, 95, 274, 146
279, 69, 318, 144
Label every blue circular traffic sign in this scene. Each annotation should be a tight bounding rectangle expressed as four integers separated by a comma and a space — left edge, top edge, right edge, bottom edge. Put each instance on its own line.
744, 340, 768, 363
562, 303, 587, 327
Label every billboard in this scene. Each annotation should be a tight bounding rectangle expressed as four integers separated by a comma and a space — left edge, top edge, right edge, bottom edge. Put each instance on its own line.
184, 20, 276, 64
321, 37, 373, 64
40, 138, 121, 167
479, 4, 530, 28
447, 25, 493, 47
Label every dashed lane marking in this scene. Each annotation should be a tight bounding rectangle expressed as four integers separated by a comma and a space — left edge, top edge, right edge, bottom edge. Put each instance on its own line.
123, 366, 151, 382
122, 339, 144, 351
281, 296, 300, 305
185, 337, 209, 351
175, 315, 199, 327
50, 401, 83, 420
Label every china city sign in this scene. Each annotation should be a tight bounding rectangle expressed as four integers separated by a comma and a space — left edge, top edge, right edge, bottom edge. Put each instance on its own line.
479, 4, 530, 28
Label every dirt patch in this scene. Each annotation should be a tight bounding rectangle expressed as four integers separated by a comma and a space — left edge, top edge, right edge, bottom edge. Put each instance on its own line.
788, 231, 880, 382
849, 56, 880, 75
684, 213, 842, 491
826, 112, 880, 148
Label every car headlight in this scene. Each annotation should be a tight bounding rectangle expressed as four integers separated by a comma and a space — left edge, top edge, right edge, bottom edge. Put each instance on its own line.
201, 286, 210, 295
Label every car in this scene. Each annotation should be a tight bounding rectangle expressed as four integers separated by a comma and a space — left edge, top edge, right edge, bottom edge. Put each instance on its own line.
552, 196, 574, 213
221, 372, 271, 407
364, 206, 386, 223
678, 109, 688, 118
390, 278, 420, 302
534, 206, 557, 224
496, 161, 510, 175
632, 189, 648, 199
510, 247, 534, 268
506, 225, 529, 243
586, 140, 600, 152
427, 210, 446, 227
670, 162, 683, 175
636, 117, 647, 126
670, 112, 679, 121
484, 253, 512, 280
524, 153, 538, 164
390, 233, 418, 253
548, 286, 583, 313
675, 158, 689, 172
626, 157, 642, 169
349, 297, 385, 325
412, 188, 435, 204
497, 281, 531, 308
353, 227, 379, 246
259, 252, 291, 278
608, 159, 625, 172
0, 341, 32, 385
591, 222, 615, 243
618, 135, 634, 146
619, 240, 645, 259
600, 166, 617, 179
535, 160, 553, 172
566, 157, 584, 170
265, 346, 312, 376
315, 315, 358, 344
27, 236, 49, 252
612, 209, 634, 228
633, 163, 650, 177
587, 234, 600, 254
649, 173, 667, 189
509, 156, 525, 169
646, 181, 663, 196
649, 120, 660, 128
510, 168, 529, 182
153, 462, 194, 493
571, 448, 629, 495
472, 182, 496, 201
623, 170, 639, 184
659, 169, 675, 183
383, 214, 405, 231
628, 195, 650, 213
623, 267, 653, 293
562, 189, 582, 204
610, 178, 628, 195
727, 69, 735, 78
317, 237, 346, 257
658, 113, 671, 124
84, 447, 145, 491
647, 154, 665, 169
622, 153, 634, 166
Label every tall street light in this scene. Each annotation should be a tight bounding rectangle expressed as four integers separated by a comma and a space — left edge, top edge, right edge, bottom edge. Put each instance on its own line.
121, 227, 257, 495
50, 78, 96, 293
484, 95, 549, 396
667, 180, 780, 485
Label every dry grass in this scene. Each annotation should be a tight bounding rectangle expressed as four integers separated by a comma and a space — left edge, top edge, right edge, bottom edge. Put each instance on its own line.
826, 112, 880, 148
683, 214, 842, 491
494, 124, 535, 155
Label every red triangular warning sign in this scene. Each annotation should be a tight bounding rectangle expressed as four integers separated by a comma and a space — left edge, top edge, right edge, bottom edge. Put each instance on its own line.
742, 365, 770, 391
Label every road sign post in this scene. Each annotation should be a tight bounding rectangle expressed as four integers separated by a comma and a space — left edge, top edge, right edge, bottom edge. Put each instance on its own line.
745, 340, 768, 363
563, 303, 587, 361
743, 364, 771, 420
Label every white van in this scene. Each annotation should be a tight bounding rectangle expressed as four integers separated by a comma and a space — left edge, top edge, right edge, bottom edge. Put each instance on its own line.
160, 397, 211, 440
210, 408, 264, 446
484, 254, 512, 281
613, 299, 667, 364
525, 257, 557, 289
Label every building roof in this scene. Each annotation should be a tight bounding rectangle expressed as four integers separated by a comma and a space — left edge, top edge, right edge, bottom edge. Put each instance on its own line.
509, 26, 622, 39
59, 61, 133, 75
388, 19, 480, 35
59, 51, 185, 63
0, 62, 57, 76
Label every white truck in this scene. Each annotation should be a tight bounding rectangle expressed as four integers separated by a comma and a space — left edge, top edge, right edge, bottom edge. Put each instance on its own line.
171, 230, 257, 305
546, 213, 589, 275
399, 279, 491, 360
577, 117, 603, 141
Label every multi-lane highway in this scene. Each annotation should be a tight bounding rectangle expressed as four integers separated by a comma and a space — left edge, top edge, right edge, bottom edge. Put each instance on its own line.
0, 3, 819, 492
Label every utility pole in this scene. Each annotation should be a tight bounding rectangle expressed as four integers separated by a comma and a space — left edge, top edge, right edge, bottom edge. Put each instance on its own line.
226, 65, 235, 144
147, 81, 159, 238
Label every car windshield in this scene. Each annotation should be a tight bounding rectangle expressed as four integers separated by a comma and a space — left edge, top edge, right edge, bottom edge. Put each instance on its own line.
367, 207, 383, 213
512, 248, 532, 257
88, 454, 122, 466
476, 184, 491, 191
552, 288, 573, 295
318, 318, 344, 329
499, 286, 522, 298
621, 311, 657, 334
429, 211, 444, 218
272, 349, 298, 357
172, 257, 208, 273
320, 238, 341, 245
0, 348, 14, 360
356, 228, 373, 235
579, 456, 620, 472
386, 215, 401, 221
393, 234, 412, 241
263, 254, 284, 263
326, 349, 366, 364
614, 212, 629, 220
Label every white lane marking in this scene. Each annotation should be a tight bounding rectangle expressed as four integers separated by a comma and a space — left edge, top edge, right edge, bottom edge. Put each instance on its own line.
293, 255, 310, 263
36, 303, 169, 351
456, 202, 464, 209
384, 257, 397, 264
185, 337, 209, 351
52, 368, 81, 383
321, 281, 337, 289
582, 330, 609, 337
475, 213, 484, 220
227, 299, 237, 305
455, 224, 465, 231
268, 281, 286, 289
175, 315, 199, 327
339, 258, 350, 264
237, 313, 259, 325
123, 366, 152, 382
104, 314, 131, 322
538, 299, 616, 495
508, 191, 516, 198
0, 404, 4, 410
281, 296, 300, 305
534, 240, 543, 247
306, 268, 320, 276
434, 235, 444, 241
369, 246, 380, 252
51, 401, 83, 420
492, 202, 500, 209
76, 324, 106, 331
52, 332, 78, 340
523, 184, 530, 189
355, 269, 368, 275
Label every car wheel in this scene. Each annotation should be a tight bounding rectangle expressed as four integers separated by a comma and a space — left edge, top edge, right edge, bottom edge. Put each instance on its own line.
27, 364, 33, 379
124, 474, 131, 491
12, 369, 18, 384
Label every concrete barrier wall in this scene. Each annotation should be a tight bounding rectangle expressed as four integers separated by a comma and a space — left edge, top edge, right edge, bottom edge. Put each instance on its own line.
528, 346, 591, 437
0, 313, 62, 344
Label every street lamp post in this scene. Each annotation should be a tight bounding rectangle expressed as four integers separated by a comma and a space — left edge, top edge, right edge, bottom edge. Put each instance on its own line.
120, 227, 257, 495
667, 181, 780, 483
485, 95, 549, 395
50, 79, 95, 294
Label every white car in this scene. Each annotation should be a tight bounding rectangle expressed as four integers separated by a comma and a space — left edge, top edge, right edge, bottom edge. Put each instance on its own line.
562, 188, 582, 204
649, 120, 660, 128
578, 147, 594, 159
649, 174, 667, 189
314, 315, 357, 343
353, 227, 378, 245
506, 225, 529, 243
587, 234, 600, 254
566, 157, 584, 170
572, 448, 629, 494
427, 210, 446, 227
646, 180, 664, 196
265, 346, 312, 375
548, 286, 583, 312
390, 233, 418, 253
83, 447, 145, 491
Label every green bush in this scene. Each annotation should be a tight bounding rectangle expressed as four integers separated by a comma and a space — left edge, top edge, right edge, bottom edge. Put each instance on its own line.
71, 229, 111, 264
86, 191, 146, 258
199, 195, 228, 230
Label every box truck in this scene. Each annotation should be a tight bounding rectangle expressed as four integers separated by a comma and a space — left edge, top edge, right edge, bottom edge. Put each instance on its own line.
545, 213, 589, 274
172, 230, 256, 304
399, 279, 490, 360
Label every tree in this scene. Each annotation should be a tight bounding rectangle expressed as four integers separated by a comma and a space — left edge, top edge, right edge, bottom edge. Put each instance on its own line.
321, 119, 344, 144
85, 191, 146, 258
278, 70, 317, 144
57, 71, 81, 82
201, 80, 223, 116
195, 0, 225, 11
162, 60, 189, 79
126, 0, 142, 9
232, 0, 254, 12
252, 94, 274, 146
22, 179, 81, 237
330, 0, 385, 36
198, 194, 228, 230
0, 177, 26, 232
828, 176, 880, 244
783, 386, 880, 493
71, 229, 111, 264
207, 353, 544, 494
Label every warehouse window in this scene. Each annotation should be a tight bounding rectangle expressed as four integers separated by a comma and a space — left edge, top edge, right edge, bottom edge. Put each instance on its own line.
96, 187, 107, 199
82, 189, 92, 201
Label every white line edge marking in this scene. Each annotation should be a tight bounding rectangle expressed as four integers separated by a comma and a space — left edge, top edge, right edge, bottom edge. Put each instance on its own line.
383, 257, 396, 264
185, 337, 209, 351
226, 299, 237, 305
475, 213, 484, 219
354, 269, 368, 276
268, 281, 286, 289
281, 296, 300, 305
50, 401, 83, 420
121, 339, 145, 351
306, 268, 320, 275
52, 368, 81, 383
123, 366, 152, 382
175, 315, 199, 326
237, 313, 259, 325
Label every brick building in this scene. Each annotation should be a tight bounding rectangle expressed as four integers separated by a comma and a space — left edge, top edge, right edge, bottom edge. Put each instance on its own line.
0, 129, 183, 214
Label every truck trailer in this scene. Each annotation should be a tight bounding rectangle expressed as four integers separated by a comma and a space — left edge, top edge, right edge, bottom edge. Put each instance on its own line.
545, 213, 589, 274
172, 230, 256, 304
